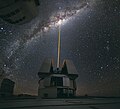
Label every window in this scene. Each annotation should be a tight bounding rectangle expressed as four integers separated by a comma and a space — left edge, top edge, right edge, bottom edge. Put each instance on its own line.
50, 77, 63, 86
63, 89, 68, 94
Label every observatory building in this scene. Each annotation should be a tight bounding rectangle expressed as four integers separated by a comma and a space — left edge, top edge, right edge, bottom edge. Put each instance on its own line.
0, 68, 5, 89
38, 20, 78, 98
38, 59, 78, 98
0, 78, 15, 97
0, 67, 15, 98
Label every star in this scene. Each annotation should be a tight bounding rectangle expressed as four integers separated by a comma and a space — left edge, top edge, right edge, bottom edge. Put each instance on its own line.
0, 0, 120, 96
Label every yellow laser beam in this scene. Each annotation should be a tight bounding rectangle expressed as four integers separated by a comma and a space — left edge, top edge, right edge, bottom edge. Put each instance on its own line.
57, 25, 61, 68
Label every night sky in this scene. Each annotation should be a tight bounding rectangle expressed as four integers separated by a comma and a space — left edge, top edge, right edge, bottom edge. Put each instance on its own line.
0, 0, 120, 96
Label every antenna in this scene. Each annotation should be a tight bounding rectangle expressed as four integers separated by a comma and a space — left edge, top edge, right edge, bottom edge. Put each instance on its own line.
57, 25, 61, 69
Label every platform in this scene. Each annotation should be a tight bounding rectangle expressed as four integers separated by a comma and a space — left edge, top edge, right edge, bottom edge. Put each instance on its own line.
0, 98, 120, 109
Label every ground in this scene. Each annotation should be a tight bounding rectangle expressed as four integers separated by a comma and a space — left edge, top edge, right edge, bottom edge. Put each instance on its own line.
0, 98, 120, 109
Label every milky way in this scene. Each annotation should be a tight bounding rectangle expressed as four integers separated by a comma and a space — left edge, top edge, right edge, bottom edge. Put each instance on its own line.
0, 0, 120, 96
1, 0, 92, 72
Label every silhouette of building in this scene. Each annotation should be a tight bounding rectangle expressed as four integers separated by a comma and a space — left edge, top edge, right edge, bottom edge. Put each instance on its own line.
0, 0, 40, 24
0, 78, 15, 97
38, 59, 78, 98
0, 68, 5, 89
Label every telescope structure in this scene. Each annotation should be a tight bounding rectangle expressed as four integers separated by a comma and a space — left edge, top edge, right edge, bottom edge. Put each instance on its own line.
38, 26, 78, 98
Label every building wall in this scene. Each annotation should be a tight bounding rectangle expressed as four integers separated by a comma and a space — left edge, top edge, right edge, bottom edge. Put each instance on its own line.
0, 68, 5, 89
43, 77, 51, 87
38, 87, 57, 98
39, 74, 71, 88
63, 76, 70, 87
69, 79, 74, 88
38, 79, 44, 89
38, 74, 78, 98
0, 78, 15, 97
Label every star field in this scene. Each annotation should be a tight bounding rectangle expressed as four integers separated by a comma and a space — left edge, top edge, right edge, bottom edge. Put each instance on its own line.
0, 0, 120, 96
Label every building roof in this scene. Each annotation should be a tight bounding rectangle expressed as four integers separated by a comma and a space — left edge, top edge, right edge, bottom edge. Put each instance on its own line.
62, 60, 78, 79
1, 78, 15, 85
62, 60, 78, 74
38, 59, 54, 78
38, 59, 78, 79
